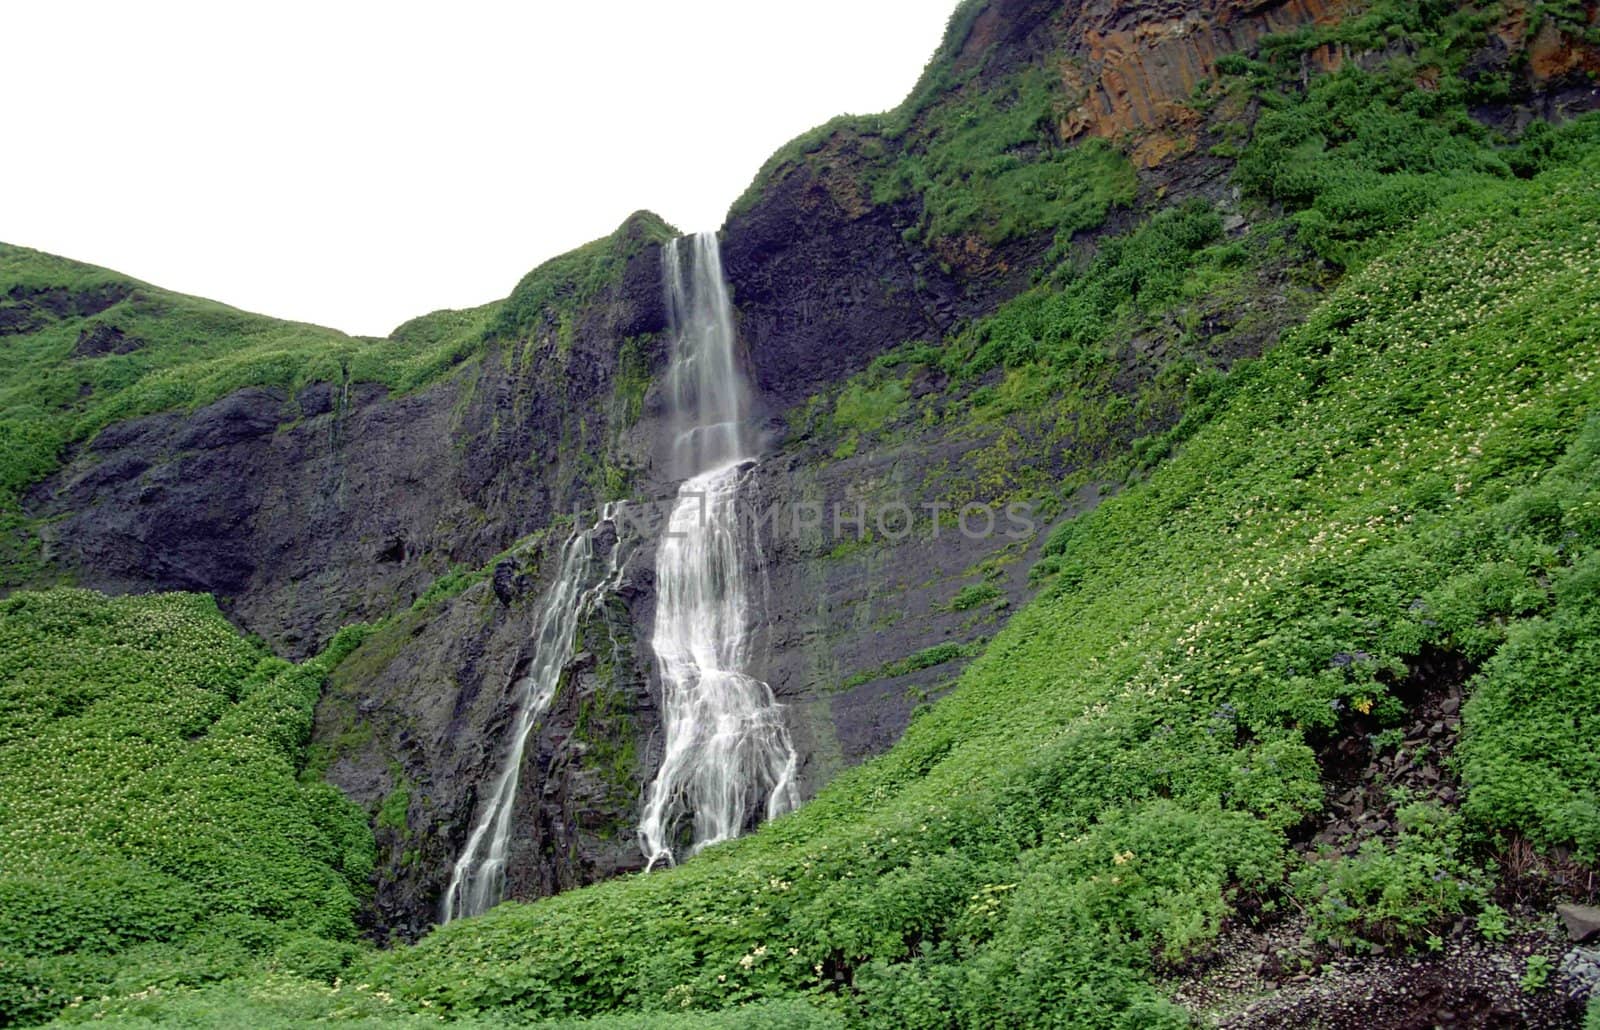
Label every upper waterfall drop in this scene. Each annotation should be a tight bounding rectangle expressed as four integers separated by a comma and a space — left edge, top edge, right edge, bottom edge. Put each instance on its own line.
638, 233, 799, 869
441, 506, 628, 924
661, 232, 753, 475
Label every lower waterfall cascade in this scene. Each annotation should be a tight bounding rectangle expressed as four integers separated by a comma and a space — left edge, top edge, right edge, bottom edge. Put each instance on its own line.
440, 504, 629, 923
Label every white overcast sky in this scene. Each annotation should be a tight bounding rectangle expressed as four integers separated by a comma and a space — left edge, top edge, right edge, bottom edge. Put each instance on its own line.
6, 1, 958, 337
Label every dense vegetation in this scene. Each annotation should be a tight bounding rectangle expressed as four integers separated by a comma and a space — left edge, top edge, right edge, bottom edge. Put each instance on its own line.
0, 591, 374, 1024
868, 73, 1137, 249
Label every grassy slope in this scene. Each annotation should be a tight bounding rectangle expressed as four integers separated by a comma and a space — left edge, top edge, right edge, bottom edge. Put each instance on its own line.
56, 152, 1600, 1028
0, 212, 673, 582
0, 592, 376, 1024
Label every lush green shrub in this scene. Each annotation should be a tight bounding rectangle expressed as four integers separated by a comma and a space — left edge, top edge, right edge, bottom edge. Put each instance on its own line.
838, 639, 988, 692
941, 583, 1002, 612
1457, 548, 1600, 860
0, 590, 375, 1024
1293, 805, 1489, 949
832, 379, 910, 437
270, 936, 360, 986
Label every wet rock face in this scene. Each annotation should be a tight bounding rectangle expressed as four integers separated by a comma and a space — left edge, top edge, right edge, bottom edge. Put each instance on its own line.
347, 515, 663, 936
722, 159, 985, 411
316, 403, 1095, 935
738, 440, 1098, 795
505, 593, 657, 900
318, 548, 659, 942
317, 579, 537, 941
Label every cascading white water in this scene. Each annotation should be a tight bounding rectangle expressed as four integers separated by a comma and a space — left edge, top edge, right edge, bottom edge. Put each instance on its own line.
638, 233, 799, 869
442, 505, 627, 923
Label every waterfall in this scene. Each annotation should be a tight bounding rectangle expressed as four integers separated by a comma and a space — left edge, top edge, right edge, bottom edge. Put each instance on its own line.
638, 233, 799, 869
442, 505, 628, 923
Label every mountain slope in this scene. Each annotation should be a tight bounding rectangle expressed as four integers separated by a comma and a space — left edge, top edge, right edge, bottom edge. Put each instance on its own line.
52, 148, 1600, 1029
0, 592, 374, 1025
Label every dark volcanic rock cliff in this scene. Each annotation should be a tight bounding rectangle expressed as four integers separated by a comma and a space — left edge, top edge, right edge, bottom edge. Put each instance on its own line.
312, 522, 660, 941
721, 156, 985, 409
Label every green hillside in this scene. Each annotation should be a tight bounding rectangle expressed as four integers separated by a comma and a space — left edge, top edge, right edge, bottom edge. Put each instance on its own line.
30, 150, 1599, 1027
0, 592, 374, 1024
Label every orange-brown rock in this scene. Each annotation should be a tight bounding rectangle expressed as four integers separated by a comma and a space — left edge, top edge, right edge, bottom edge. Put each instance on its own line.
1528, 17, 1600, 79
1494, 0, 1533, 49
1056, 0, 1356, 143
930, 232, 1011, 277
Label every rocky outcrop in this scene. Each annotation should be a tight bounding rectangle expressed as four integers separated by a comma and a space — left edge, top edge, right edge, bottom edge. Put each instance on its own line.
722, 159, 978, 411
1526, 10, 1600, 80
1058, 0, 1355, 153
1559, 904, 1600, 943
70, 323, 143, 358
1, 281, 131, 334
